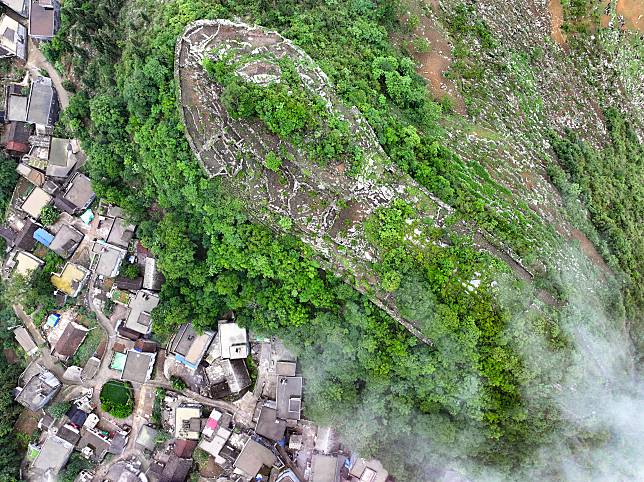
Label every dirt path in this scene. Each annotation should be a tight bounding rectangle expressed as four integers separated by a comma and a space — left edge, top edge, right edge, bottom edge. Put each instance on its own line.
26, 38, 70, 109
413, 11, 466, 114
548, 0, 567, 46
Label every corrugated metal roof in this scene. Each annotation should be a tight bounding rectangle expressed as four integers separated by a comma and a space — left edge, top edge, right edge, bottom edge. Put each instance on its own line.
33, 227, 54, 246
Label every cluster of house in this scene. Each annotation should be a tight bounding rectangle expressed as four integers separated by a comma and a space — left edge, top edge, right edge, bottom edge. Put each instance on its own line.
14, 363, 130, 480
126, 331, 391, 482
0, 0, 59, 62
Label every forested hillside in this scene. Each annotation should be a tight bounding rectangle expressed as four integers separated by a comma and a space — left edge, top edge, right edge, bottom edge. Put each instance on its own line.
42, 0, 642, 480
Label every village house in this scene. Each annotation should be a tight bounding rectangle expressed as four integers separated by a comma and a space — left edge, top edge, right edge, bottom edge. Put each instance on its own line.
26, 76, 59, 130
30, 434, 74, 480
1, 0, 29, 17
62, 172, 95, 212
13, 250, 43, 275
107, 216, 135, 249
255, 404, 286, 442
310, 454, 345, 482
1, 121, 32, 155
50, 261, 90, 297
46, 137, 80, 178
78, 427, 112, 462
21, 186, 51, 218
233, 438, 277, 481
0, 14, 26, 60
29, 0, 60, 41
123, 290, 159, 337
219, 321, 249, 359
17, 162, 46, 187
175, 403, 203, 440
52, 320, 88, 361
50, 224, 83, 258
5, 84, 28, 122
348, 458, 389, 482
198, 408, 233, 462
92, 240, 126, 278
14, 362, 61, 410
120, 349, 155, 384
143, 256, 164, 290
276, 376, 303, 422
169, 323, 215, 371
158, 455, 192, 482
13, 326, 38, 356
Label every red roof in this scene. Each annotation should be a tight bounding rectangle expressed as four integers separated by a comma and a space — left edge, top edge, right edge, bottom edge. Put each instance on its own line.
5, 141, 29, 153
174, 439, 197, 458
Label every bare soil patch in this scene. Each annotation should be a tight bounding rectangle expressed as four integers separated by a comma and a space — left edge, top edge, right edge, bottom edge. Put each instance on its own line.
569, 228, 610, 272
15, 409, 39, 435
548, 0, 567, 45
412, 15, 467, 114
617, 0, 644, 32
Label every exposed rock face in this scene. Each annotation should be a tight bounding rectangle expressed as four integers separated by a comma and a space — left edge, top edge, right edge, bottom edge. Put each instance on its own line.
176, 20, 460, 344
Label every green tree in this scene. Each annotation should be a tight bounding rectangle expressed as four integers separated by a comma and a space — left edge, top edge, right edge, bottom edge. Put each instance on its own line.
39, 205, 60, 226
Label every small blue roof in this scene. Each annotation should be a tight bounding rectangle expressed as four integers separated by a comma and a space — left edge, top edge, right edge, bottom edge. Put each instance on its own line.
33, 228, 54, 247
45, 313, 60, 327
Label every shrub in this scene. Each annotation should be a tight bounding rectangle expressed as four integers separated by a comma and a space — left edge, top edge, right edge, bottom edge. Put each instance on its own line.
39, 205, 60, 226
100, 380, 134, 418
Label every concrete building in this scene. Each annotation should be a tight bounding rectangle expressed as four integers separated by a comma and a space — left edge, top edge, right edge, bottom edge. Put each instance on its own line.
50, 224, 83, 258
219, 321, 249, 359
46, 137, 79, 178
50, 262, 90, 297
31, 434, 74, 479
62, 172, 95, 212
1, 0, 29, 17
15, 363, 61, 410
26, 76, 59, 129
13, 326, 38, 356
276, 376, 303, 421
29, 0, 60, 41
233, 439, 276, 481
348, 458, 389, 482
121, 350, 155, 384
107, 217, 135, 249
255, 404, 286, 442
14, 251, 44, 276
311, 454, 345, 482
174, 404, 202, 440
92, 241, 126, 278
0, 15, 26, 60
169, 323, 215, 371
21, 186, 51, 218
124, 290, 159, 335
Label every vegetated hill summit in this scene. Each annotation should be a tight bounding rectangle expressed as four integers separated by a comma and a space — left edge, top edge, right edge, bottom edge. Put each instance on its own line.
44, 0, 642, 480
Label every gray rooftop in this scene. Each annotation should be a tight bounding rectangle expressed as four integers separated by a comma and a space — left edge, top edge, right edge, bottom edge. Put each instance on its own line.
46, 138, 78, 178
16, 365, 61, 411
1, 0, 29, 17
7, 93, 27, 122
234, 439, 276, 479
136, 425, 158, 451
63, 172, 95, 210
31, 435, 74, 477
93, 241, 126, 278
107, 217, 135, 249
49, 224, 83, 258
276, 376, 303, 421
255, 405, 286, 442
26, 76, 56, 126
219, 322, 249, 360
121, 350, 155, 384
125, 290, 159, 335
